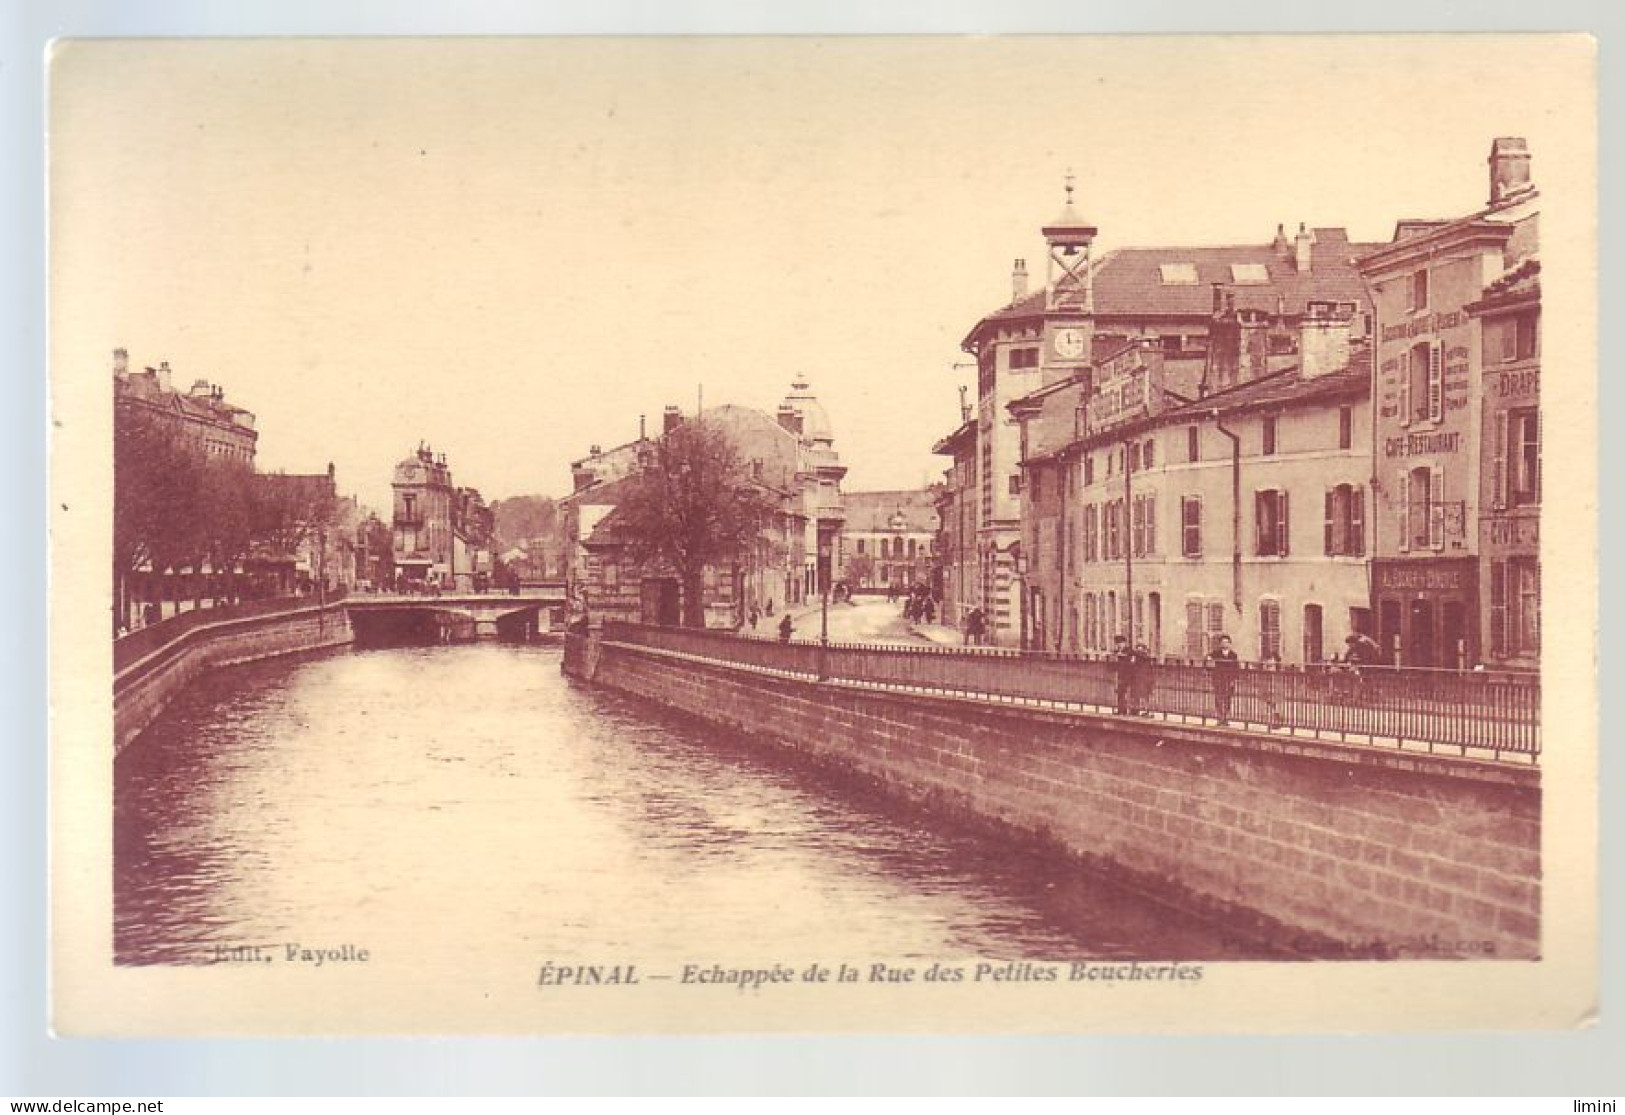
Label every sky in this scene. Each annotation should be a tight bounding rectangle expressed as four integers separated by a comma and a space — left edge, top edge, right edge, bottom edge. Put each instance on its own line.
50, 36, 1581, 515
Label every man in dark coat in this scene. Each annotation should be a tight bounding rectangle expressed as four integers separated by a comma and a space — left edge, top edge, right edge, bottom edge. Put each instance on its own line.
1113, 634, 1134, 715
1209, 634, 1240, 724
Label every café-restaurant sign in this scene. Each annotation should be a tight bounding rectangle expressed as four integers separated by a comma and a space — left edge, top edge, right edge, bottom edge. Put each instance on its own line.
1085, 341, 1164, 434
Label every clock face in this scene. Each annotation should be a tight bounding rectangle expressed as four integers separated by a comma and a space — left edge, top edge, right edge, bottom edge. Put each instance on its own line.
1054, 327, 1085, 359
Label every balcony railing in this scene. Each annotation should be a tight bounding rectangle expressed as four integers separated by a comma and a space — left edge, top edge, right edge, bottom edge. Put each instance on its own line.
598, 622, 1540, 763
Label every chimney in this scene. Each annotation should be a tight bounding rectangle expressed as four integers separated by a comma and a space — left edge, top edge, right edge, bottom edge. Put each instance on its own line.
663, 405, 683, 435
112, 348, 128, 376
1294, 223, 1313, 273
1211, 283, 1226, 317
1272, 223, 1290, 256
1487, 136, 1531, 204
776, 403, 803, 437
1239, 310, 1270, 384
1011, 258, 1029, 303
589, 444, 602, 457
156, 361, 172, 392
639, 414, 646, 440
958, 384, 971, 423
1299, 303, 1353, 380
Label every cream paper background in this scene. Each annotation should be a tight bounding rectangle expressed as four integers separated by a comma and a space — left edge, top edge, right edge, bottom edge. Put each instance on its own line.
48, 35, 1596, 1038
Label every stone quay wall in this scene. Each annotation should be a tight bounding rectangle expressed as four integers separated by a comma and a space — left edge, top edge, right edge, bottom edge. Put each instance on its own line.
114, 602, 354, 755
568, 632, 1541, 958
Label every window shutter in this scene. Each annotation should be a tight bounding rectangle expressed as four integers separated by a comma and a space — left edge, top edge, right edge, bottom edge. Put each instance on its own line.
1490, 561, 1507, 657
1493, 410, 1508, 510
1206, 602, 1226, 658
1254, 491, 1266, 555
1146, 494, 1156, 555
1324, 489, 1335, 555
1186, 601, 1204, 660
1260, 599, 1281, 661
1397, 471, 1410, 553
1399, 351, 1412, 427
1533, 409, 1542, 502
1428, 342, 1444, 423
1430, 463, 1445, 549
1278, 490, 1291, 557
1352, 486, 1365, 556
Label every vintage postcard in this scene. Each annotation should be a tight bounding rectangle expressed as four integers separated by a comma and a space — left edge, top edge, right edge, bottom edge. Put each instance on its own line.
49, 35, 1596, 1035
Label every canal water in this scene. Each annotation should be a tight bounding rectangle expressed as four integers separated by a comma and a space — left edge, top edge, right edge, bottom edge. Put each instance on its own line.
115, 643, 1254, 966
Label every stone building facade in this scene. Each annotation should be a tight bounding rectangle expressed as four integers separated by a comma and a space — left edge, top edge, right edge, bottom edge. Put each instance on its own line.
1355, 137, 1539, 668
837, 489, 939, 594
1017, 304, 1373, 665
571, 383, 845, 628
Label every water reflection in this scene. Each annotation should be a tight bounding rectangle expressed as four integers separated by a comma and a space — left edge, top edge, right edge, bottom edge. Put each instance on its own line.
115, 643, 1257, 965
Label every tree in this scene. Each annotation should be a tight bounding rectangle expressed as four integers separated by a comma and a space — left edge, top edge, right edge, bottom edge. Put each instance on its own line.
609, 418, 779, 627
113, 402, 209, 630
490, 495, 559, 553
844, 553, 875, 591
250, 472, 338, 590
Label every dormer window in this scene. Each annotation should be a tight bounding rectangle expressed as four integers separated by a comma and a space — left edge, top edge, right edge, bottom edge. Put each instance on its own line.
1158, 263, 1198, 285
1230, 263, 1270, 285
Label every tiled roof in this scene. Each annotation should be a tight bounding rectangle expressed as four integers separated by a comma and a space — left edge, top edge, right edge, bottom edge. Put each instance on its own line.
1169, 348, 1372, 421
841, 489, 939, 534
972, 229, 1381, 335
1475, 257, 1541, 306
931, 417, 977, 455
1027, 349, 1371, 464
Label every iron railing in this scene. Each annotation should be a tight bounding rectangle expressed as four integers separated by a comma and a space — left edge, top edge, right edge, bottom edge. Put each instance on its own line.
598, 622, 1541, 763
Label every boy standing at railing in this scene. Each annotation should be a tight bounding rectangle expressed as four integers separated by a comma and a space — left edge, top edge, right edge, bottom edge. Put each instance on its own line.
1209, 634, 1239, 725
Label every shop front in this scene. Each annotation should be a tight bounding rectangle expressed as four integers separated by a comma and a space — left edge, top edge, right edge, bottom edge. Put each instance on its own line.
1372, 557, 1479, 669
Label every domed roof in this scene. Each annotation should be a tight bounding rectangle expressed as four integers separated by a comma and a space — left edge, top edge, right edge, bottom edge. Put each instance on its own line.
1042, 172, 1097, 238
781, 379, 834, 444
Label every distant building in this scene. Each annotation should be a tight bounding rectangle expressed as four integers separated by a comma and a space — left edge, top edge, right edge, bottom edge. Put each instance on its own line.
837, 490, 939, 594
569, 383, 845, 627
113, 349, 258, 464
1355, 137, 1540, 668
391, 446, 457, 588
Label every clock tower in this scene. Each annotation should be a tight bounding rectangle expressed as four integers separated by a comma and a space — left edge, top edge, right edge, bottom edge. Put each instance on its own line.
1041, 172, 1098, 382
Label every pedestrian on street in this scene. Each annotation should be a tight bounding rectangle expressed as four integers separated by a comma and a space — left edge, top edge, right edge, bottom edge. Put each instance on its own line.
965, 607, 986, 646
778, 613, 794, 643
1208, 634, 1240, 725
1112, 635, 1136, 715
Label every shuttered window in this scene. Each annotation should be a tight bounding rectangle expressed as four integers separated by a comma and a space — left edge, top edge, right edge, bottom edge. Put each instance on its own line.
1429, 462, 1446, 549
1206, 602, 1227, 657
1323, 484, 1366, 556
1427, 341, 1444, 423
1181, 496, 1202, 558
1303, 603, 1324, 664
1259, 599, 1282, 662
1255, 489, 1290, 556
1490, 561, 1507, 657
1185, 601, 1204, 659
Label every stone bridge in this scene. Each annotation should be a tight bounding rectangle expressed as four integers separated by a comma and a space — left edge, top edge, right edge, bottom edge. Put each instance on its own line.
347, 588, 568, 643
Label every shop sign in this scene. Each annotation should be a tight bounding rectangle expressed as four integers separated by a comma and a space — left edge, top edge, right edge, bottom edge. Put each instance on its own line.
1488, 517, 1539, 547
1384, 430, 1463, 458
1085, 345, 1163, 434
1376, 563, 1467, 593
1381, 309, 1465, 342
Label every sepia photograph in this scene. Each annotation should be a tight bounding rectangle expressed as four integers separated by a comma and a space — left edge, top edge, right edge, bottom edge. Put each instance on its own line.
48, 34, 1596, 1038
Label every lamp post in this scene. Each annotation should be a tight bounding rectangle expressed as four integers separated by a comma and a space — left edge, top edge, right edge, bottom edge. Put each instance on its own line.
818, 582, 830, 681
